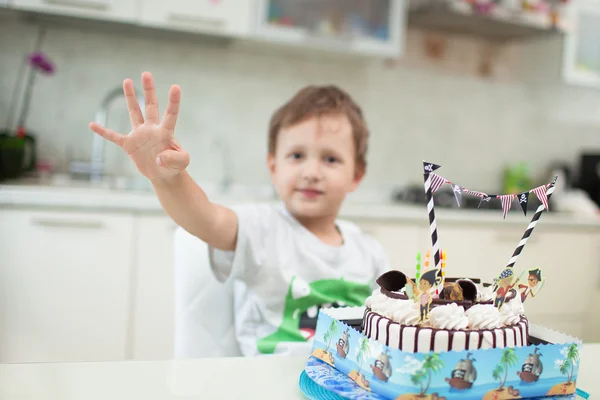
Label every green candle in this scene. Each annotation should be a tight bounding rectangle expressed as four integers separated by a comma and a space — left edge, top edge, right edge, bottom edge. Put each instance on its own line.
416, 251, 421, 280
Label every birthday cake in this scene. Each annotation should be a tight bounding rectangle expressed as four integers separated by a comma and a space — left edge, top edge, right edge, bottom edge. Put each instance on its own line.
305, 162, 583, 400
362, 272, 530, 354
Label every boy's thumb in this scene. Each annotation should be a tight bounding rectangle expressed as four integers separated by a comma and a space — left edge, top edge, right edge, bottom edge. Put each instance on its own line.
156, 149, 190, 170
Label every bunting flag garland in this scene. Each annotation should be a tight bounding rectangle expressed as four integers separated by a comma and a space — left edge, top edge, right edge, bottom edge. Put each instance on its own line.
424, 169, 555, 218
533, 184, 550, 211
517, 192, 530, 216
500, 194, 515, 219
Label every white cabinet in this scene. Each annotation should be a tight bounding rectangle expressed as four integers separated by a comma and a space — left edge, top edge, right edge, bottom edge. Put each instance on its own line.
562, 0, 600, 88
253, 0, 406, 57
138, 0, 252, 37
0, 209, 135, 363
131, 213, 177, 360
10, 0, 137, 22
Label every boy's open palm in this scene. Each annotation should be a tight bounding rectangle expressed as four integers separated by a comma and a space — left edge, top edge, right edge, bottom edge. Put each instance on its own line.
89, 72, 189, 183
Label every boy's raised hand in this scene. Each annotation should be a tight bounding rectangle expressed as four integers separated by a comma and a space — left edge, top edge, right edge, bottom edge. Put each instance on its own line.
89, 71, 189, 183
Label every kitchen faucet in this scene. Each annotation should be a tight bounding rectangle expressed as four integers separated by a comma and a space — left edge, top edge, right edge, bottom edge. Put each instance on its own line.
69, 86, 144, 182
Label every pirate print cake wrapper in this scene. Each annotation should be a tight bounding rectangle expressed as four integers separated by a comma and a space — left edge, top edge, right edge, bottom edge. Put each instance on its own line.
308, 307, 582, 400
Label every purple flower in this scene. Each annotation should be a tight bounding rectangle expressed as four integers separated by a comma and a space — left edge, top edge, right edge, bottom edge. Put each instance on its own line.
27, 51, 56, 75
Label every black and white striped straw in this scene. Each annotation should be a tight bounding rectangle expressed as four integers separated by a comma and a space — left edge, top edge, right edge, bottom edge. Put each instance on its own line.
423, 161, 442, 270
505, 176, 558, 269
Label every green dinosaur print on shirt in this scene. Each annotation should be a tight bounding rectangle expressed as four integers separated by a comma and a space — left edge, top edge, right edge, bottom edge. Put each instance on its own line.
256, 276, 371, 354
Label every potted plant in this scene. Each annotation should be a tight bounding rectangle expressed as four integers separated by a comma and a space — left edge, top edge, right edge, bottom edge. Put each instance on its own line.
1, 50, 56, 180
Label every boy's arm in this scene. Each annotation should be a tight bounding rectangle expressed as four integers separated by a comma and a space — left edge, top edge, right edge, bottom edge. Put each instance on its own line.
153, 170, 238, 251
89, 71, 238, 251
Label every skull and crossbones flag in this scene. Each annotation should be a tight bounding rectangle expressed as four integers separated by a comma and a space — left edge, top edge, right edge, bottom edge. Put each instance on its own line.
452, 184, 462, 207
517, 192, 530, 216
478, 194, 494, 208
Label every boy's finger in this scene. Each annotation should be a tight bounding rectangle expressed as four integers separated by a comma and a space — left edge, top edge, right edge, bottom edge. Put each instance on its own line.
162, 84, 181, 132
89, 122, 125, 147
142, 71, 160, 124
156, 149, 190, 170
123, 78, 144, 128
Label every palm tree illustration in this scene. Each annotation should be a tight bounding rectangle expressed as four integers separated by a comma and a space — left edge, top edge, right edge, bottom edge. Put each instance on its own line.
410, 369, 427, 395
410, 354, 445, 396
323, 319, 338, 354
492, 365, 504, 385
557, 344, 580, 385
495, 348, 519, 390
356, 337, 370, 377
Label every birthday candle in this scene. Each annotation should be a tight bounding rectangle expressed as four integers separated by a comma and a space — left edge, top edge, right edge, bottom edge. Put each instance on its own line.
424, 249, 430, 271
416, 252, 421, 281
441, 249, 447, 279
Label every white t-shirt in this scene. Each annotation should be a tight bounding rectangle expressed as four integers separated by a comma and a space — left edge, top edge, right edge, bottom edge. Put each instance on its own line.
208, 202, 389, 357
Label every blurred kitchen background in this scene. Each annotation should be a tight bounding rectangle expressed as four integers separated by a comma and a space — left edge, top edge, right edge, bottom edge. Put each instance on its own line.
1, 0, 600, 364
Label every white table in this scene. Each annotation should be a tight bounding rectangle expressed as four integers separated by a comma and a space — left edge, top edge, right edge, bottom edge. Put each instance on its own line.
1, 345, 598, 400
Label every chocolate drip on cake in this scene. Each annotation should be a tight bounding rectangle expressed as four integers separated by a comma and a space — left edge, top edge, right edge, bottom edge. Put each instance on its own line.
385, 320, 391, 346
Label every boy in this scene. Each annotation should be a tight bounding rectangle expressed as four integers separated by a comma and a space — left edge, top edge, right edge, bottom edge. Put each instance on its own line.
90, 72, 389, 356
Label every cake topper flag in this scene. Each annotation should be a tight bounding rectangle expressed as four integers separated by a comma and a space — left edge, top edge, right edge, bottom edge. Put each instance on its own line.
533, 185, 550, 211
500, 194, 515, 219
518, 192, 530, 216
430, 173, 446, 194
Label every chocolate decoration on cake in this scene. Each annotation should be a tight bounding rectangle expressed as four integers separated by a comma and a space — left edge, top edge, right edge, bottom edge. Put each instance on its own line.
376, 270, 409, 292
456, 279, 478, 302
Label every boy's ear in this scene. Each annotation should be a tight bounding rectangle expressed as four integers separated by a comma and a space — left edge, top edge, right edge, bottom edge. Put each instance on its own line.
350, 165, 365, 192
267, 152, 276, 175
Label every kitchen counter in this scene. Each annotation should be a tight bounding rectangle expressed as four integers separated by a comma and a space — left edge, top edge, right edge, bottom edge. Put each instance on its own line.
2, 181, 600, 229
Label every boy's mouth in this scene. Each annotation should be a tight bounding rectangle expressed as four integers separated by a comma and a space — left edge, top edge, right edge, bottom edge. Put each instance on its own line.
296, 188, 324, 199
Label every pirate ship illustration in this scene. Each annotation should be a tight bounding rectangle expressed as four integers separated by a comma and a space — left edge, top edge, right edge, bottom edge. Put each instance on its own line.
336, 329, 350, 358
518, 348, 543, 382
445, 352, 477, 390
370, 350, 392, 382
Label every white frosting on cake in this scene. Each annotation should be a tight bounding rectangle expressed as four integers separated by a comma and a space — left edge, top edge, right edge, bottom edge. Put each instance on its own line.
499, 295, 525, 326
429, 303, 469, 330
365, 289, 415, 321
465, 304, 502, 329
391, 302, 421, 326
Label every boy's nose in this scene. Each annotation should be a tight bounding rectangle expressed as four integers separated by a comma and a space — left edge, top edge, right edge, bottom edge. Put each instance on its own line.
301, 158, 322, 182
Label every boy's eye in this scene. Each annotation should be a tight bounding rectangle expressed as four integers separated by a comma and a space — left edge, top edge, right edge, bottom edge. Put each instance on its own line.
325, 156, 338, 164
290, 152, 303, 160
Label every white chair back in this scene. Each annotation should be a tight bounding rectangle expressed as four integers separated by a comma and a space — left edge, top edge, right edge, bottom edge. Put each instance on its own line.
173, 226, 241, 358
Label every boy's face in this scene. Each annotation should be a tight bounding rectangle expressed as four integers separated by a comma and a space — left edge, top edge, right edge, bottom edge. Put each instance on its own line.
268, 114, 363, 220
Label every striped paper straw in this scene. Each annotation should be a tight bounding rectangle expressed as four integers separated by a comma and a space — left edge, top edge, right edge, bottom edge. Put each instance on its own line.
505, 176, 558, 270
423, 161, 442, 270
